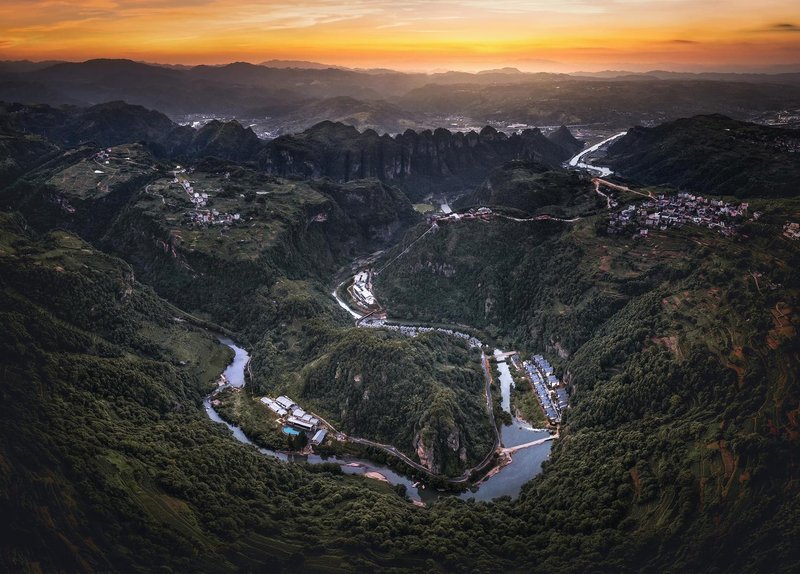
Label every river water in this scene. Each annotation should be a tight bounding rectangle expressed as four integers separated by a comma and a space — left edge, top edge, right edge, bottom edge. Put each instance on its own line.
458, 349, 552, 501
567, 131, 627, 177
205, 327, 552, 503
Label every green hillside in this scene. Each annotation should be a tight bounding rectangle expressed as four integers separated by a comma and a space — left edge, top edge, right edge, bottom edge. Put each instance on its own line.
607, 114, 800, 198
459, 160, 602, 217
1, 107, 800, 572
374, 193, 800, 569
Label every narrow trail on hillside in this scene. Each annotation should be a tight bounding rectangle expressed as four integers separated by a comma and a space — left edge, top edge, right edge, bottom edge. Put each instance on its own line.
374, 225, 436, 276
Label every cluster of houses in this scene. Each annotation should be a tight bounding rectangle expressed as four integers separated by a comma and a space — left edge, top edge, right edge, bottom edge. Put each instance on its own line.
524, 354, 568, 424
171, 174, 242, 228
175, 177, 210, 208
186, 209, 241, 226
430, 207, 493, 225
259, 395, 327, 444
784, 222, 800, 240
607, 193, 751, 238
95, 149, 112, 165
360, 319, 483, 348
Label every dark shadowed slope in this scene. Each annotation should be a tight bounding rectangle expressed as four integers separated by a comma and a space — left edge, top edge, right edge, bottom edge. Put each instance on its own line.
607, 115, 800, 198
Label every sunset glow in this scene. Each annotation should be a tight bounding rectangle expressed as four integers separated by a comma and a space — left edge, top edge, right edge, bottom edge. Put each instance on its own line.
2, 0, 800, 71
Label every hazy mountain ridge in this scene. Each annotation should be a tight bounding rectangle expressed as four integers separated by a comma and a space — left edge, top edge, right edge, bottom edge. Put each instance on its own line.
2, 59, 800, 133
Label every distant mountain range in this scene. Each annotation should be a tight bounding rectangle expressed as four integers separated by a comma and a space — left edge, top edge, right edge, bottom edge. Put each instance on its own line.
2, 59, 800, 134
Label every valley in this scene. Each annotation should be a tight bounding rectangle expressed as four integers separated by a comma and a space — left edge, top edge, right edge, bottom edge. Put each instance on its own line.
1, 92, 799, 572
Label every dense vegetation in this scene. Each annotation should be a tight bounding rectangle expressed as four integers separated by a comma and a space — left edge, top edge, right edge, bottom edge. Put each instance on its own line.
0, 124, 495, 478
458, 160, 602, 217
374, 187, 800, 570
2, 105, 800, 572
301, 329, 493, 475
0, 100, 581, 203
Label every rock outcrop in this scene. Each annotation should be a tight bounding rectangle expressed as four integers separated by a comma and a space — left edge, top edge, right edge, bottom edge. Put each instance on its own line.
259, 121, 581, 200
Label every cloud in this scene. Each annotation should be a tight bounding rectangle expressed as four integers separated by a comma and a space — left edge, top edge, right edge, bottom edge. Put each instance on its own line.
665, 39, 700, 44
456, 0, 605, 15
769, 22, 800, 32
745, 22, 800, 34
376, 22, 408, 29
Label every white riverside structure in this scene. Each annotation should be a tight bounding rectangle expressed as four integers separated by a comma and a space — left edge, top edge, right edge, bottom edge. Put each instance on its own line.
203, 335, 547, 504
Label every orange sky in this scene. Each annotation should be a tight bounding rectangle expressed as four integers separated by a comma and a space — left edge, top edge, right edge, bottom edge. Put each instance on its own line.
1, 0, 799, 72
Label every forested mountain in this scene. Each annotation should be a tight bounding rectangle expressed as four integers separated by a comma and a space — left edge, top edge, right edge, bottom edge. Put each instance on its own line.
459, 160, 600, 217
374, 198, 800, 570
1, 100, 799, 573
0, 101, 260, 160
607, 114, 800, 198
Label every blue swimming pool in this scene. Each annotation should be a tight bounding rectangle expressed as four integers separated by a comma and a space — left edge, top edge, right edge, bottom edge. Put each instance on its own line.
282, 426, 300, 436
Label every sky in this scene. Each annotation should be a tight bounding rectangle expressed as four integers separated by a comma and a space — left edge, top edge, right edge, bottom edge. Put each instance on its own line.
1, 0, 799, 72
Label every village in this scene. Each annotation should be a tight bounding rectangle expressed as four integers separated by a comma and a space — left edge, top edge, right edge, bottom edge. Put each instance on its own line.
171, 167, 243, 227
606, 192, 754, 238
783, 222, 800, 240
259, 395, 329, 446
515, 354, 569, 425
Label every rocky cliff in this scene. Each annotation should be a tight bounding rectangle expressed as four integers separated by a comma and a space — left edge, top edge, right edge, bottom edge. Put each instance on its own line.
258, 121, 580, 200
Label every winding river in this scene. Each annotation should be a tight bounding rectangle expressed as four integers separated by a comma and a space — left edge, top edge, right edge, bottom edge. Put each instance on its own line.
461, 351, 550, 501
567, 131, 627, 177
205, 338, 444, 504
199, 127, 635, 504
205, 326, 552, 504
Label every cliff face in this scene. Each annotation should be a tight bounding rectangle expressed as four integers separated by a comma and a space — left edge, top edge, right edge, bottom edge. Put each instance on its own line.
258, 121, 580, 200
311, 178, 418, 243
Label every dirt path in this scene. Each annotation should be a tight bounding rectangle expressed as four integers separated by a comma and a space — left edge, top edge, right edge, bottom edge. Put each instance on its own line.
594, 177, 654, 199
